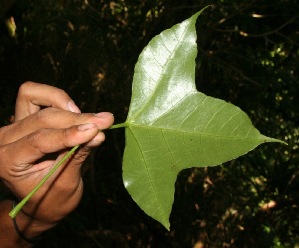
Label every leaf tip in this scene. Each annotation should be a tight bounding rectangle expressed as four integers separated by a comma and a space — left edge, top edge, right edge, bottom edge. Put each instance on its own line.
262, 135, 288, 146
192, 5, 211, 20
163, 221, 171, 231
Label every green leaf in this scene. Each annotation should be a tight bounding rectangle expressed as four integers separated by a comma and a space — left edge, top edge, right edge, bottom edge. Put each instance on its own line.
122, 8, 284, 230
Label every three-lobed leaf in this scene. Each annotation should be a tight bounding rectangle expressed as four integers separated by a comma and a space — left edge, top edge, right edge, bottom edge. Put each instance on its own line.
9, 7, 284, 231
122, 9, 283, 230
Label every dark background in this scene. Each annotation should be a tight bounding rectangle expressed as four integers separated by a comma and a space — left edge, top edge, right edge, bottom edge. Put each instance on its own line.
0, 0, 298, 247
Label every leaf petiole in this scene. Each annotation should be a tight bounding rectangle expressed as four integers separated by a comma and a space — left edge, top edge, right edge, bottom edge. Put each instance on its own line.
109, 122, 128, 129
9, 144, 80, 218
9, 123, 127, 218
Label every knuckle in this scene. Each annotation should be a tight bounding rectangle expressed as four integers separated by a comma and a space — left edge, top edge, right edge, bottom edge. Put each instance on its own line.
62, 127, 74, 142
27, 129, 45, 152
35, 108, 56, 124
53, 88, 69, 100
35, 109, 49, 122
72, 148, 90, 165
78, 113, 98, 126
17, 81, 35, 97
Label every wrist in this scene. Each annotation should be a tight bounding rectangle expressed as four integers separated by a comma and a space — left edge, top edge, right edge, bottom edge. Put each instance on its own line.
12, 200, 43, 244
0, 200, 55, 248
13, 198, 60, 228
12, 199, 55, 243
13, 177, 83, 225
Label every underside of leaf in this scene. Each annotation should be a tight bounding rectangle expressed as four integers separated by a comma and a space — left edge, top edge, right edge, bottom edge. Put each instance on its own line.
122, 7, 284, 230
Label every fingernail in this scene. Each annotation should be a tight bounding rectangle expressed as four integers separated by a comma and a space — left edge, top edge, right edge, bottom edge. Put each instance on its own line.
78, 123, 96, 131
67, 101, 81, 113
94, 112, 114, 118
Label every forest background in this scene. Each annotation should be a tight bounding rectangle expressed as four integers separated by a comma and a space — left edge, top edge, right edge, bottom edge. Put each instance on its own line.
0, 0, 298, 247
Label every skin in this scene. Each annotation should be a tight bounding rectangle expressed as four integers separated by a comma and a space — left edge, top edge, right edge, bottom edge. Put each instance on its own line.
0, 82, 114, 248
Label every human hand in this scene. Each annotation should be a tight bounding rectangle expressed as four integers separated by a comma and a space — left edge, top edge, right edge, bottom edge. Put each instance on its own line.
0, 82, 114, 227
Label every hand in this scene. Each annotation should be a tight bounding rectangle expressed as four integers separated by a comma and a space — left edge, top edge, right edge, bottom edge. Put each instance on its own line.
0, 82, 114, 227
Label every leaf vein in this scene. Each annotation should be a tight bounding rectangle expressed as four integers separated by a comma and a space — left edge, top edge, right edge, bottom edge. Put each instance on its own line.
129, 127, 168, 218
129, 23, 192, 121
131, 124, 261, 140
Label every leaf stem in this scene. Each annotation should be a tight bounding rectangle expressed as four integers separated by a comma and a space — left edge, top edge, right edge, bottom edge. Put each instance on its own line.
9, 122, 127, 218
109, 122, 128, 129
9, 145, 80, 218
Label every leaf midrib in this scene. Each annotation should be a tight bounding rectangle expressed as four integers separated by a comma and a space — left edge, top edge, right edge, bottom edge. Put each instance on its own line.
128, 123, 265, 141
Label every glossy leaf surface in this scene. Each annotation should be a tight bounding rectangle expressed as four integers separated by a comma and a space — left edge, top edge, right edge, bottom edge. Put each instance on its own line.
122, 9, 282, 230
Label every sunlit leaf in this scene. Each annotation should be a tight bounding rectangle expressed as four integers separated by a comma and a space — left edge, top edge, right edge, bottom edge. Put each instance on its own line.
121, 8, 283, 230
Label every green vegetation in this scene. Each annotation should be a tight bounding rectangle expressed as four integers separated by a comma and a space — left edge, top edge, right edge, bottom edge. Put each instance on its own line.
1, 0, 298, 247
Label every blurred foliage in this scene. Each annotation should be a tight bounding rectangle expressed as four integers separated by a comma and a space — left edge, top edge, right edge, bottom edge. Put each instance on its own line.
0, 0, 298, 247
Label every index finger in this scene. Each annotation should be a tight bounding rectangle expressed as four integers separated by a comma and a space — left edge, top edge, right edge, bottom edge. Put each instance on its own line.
0, 123, 99, 179
15, 82, 81, 121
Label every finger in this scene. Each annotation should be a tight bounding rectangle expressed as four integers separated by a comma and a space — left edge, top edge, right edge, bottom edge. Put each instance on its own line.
31, 133, 105, 200
3, 109, 114, 144
55, 130, 105, 173
15, 82, 81, 121
49, 132, 105, 194
0, 123, 100, 179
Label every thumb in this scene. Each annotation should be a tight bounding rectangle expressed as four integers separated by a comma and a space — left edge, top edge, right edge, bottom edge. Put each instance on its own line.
0, 123, 99, 179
